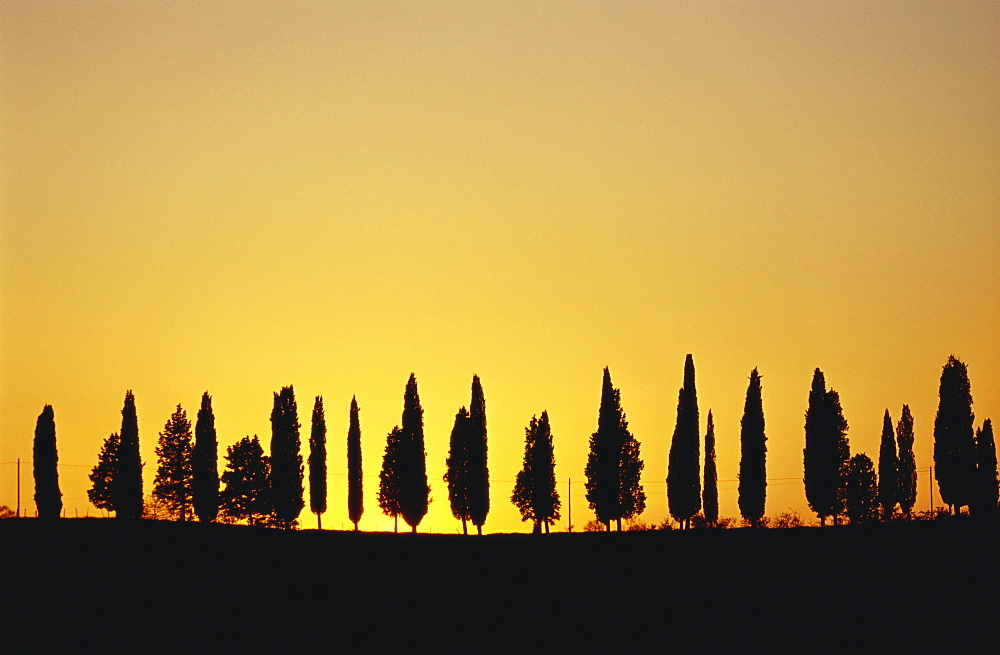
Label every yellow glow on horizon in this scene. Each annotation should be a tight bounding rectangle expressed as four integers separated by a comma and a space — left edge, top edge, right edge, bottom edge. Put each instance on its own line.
2, 2, 997, 531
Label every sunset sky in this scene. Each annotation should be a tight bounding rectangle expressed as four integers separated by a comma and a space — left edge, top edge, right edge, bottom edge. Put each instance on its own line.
2, 2, 997, 531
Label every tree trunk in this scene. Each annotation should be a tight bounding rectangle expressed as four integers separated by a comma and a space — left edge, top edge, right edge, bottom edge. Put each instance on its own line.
394, 515, 398, 533
477, 524, 482, 536
462, 517, 467, 535
533, 521, 541, 534
411, 524, 417, 534
604, 521, 610, 532
616, 517, 622, 532
353, 521, 359, 531
545, 520, 550, 534
317, 513, 322, 530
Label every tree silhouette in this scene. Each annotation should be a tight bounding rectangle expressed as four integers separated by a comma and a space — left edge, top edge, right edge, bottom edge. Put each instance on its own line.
220, 435, 271, 526
973, 419, 997, 519
585, 367, 646, 530
379, 426, 403, 532
444, 406, 472, 534
933, 355, 976, 514
668, 355, 700, 529
309, 396, 327, 529
467, 375, 489, 536
738, 368, 766, 526
88, 432, 119, 514
33, 405, 61, 519
193, 392, 219, 523
115, 390, 143, 520
398, 373, 430, 532
512, 411, 560, 533
153, 404, 193, 521
702, 410, 718, 526
347, 396, 363, 531
877, 409, 897, 521
270, 386, 304, 529
895, 405, 918, 519
803, 369, 849, 526
845, 453, 879, 524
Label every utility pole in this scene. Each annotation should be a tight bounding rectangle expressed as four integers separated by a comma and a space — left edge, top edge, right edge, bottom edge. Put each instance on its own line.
567, 478, 571, 532
17, 458, 20, 517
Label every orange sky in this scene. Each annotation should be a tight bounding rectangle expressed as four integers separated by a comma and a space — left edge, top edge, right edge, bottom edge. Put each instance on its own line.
2, 2, 997, 531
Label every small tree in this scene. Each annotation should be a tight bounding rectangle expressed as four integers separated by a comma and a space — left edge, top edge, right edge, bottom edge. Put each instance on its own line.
115, 390, 143, 520
738, 369, 767, 526
845, 453, 879, 524
33, 405, 62, 519
347, 396, 363, 531
397, 373, 430, 532
467, 375, 489, 536
378, 426, 403, 532
270, 386, 304, 529
309, 396, 327, 529
89, 432, 119, 515
702, 410, 718, 526
896, 405, 918, 518
152, 404, 194, 521
444, 406, 472, 534
803, 369, 849, 525
667, 355, 700, 529
973, 419, 997, 519
193, 392, 219, 523
877, 409, 897, 520
512, 411, 560, 533
220, 435, 271, 526
933, 355, 976, 514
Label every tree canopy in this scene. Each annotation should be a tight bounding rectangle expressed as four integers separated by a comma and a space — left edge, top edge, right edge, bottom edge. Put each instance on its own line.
512, 411, 560, 533
309, 395, 327, 529
738, 368, 766, 526
845, 453, 879, 524
270, 386, 304, 528
397, 373, 430, 532
702, 410, 718, 526
378, 426, 403, 531
348, 396, 363, 530
467, 375, 489, 535
933, 355, 976, 514
193, 392, 219, 523
88, 432, 119, 514
973, 419, 997, 519
444, 406, 472, 533
803, 369, 849, 525
667, 355, 700, 528
877, 409, 897, 520
895, 405, 918, 518
220, 435, 271, 526
115, 390, 143, 520
33, 405, 61, 519
153, 404, 194, 521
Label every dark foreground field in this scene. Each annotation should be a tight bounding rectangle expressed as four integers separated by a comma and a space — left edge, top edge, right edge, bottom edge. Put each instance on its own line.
2, 519, 998, 653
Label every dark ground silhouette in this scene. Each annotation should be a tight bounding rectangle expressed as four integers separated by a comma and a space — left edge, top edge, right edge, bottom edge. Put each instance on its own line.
2, 519, 998, 653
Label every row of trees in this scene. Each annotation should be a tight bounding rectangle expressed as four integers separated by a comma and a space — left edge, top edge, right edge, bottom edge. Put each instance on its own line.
25, 355, 995, 530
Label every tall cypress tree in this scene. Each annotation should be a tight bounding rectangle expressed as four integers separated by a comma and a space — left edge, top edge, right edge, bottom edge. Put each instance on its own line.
933, 355, 976, 514
877, 409, 897, 521
115, 390, 143, 520
619, 422, 646, 528
89, 432, 119, 514
803, 370, 849, 526
270, 386, 304, 529
512, 411, 561, 533
973, 419, 997, 519
667, 354, 700, 529
33, 405, 61, 519
895, 405, 917, 519
379, 426, 403, 532
702, 410, 718, 526
153, 404, 194, 521
347, 396, 363, 531
193, 392, 219, 523
738, 368, 766, 526
309, 396, 327, 529
467, 375, 489, 536
444, 406, 472, 534
397, 373, 429, 532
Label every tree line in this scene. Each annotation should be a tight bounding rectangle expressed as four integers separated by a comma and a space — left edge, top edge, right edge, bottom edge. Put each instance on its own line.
23, 355, 996, 530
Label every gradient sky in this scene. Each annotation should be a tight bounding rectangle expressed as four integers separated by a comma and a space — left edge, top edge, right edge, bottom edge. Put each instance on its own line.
2, 1, 997, 531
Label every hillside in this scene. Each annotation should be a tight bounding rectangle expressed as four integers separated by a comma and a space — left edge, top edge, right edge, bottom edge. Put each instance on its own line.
2, 519, 997, 653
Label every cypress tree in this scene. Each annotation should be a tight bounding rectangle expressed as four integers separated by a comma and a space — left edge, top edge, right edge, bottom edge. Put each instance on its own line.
347, 396, 363, 531
397, 373, 429, 532
153, 404, 194, 521
115, 390, 143, 520
667, 354, 700, 529
738, 368, 766, 526
877, 409, 897, 521
973, 419, 997, 519
467, 375, 489, 536
845, 453, 879, 524
933, 355, 976, 514
512, 411, 560, 533
88, 432, 119, 514
378, 426, 403, 532
270, 386, 304, 529
309, 396, 327, 529
33, 405, 62, 519
895, 405, 918, 519
219, 435, 271, 526
193, 392, 219, 523
444, 406, 472, 534
619, 422, 646, 528
803, 370, 849, 526
702, 410, 719, 526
